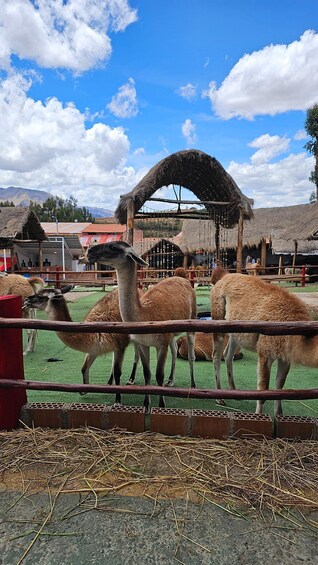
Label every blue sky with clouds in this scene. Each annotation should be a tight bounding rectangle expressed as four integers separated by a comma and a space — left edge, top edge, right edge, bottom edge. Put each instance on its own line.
0, 0, 317, 212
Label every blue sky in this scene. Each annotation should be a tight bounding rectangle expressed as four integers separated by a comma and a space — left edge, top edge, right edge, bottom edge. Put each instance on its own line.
0, 0, 318, 212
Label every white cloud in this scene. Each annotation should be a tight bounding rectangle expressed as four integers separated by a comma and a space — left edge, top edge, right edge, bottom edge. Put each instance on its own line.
204, 30, 318, 119
248, 134, 290, 165
294, 129, 307, 141
181, 119, 198, 146
0, 0, 137, 73
107, 77, 139, 118
0, 71, 142, 209
228, 152, 315, 208
176, 83, 197, 101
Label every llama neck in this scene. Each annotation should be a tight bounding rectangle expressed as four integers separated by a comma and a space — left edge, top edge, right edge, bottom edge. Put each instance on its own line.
46, 299, 73, 322
115, 262, 142, 322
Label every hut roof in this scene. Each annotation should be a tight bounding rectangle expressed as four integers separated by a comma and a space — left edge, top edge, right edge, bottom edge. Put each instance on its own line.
0, 207, 46, 247
115, 149, 253, 228
178, 204, 312, 254
280, 202, 318, 241
133, 236, 182, 257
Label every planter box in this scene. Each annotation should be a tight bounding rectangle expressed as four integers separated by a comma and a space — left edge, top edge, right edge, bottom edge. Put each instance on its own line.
67, 403, 109, 429
150, 408, 191, 436
275, 415, 317, 440
231, 412, 273, 438
20, 402, 68, 429
191, 409, 231, 439
108, 405, 145, 433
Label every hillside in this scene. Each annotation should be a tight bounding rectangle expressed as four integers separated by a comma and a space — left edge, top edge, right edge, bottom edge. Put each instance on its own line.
0, 186, 113, 218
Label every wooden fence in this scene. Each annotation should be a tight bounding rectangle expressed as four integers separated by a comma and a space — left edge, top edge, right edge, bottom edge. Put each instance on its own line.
1, 295, 318, 429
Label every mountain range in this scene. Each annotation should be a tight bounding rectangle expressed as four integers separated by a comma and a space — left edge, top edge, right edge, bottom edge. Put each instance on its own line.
0, 186, 113, 218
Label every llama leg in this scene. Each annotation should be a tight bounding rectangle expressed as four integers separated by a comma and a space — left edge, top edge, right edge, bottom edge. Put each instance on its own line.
224, 335, 238, 390
213, 333, 226, 405
155, 346, 168, 408
274, 359, 290, 416
186, 332, 196, 388
256, 354, 272, 414
165, 337, 177, 387
81, 353, 97, 393
139, 344, 151, 413
24, 308, 37, 355
112, 348, 125, 405
127, 343, 140, 385
108, 352, 115, 384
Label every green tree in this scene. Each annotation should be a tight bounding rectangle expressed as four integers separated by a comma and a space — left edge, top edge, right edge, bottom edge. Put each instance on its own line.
0, 200, 15, 207
304, 104, 318, 202
30, 196, 94, 222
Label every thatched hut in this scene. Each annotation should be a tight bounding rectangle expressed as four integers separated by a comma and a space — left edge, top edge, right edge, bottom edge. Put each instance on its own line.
0, 207, 46, 271
179, 204, 315, 269
115, 149, 253, 271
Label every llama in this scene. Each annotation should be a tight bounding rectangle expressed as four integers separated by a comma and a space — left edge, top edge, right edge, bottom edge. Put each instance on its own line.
211, 273, 318, 415
176, 333, 243, 362
0, 273, 44, 355
26, 285, 141, 405
87, 241, 197, 413
246, 258, 261, 275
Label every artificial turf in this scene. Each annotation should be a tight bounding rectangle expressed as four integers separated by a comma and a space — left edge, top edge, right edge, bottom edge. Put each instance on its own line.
22, 286, 318, 417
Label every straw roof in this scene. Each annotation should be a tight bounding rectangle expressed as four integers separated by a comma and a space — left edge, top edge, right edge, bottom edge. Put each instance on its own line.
0, 207, 46, 247
179, 204, 314, 254
280, 202, 318, 242
115, 149, 254, 228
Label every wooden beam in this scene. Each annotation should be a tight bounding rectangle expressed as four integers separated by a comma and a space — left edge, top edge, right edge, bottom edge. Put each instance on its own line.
126, 200, 135, 245
236, 208, 244, 273
147, 197, 231, 205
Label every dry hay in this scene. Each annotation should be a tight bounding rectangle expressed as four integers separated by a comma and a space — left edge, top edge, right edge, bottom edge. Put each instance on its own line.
1, 427, 318, 517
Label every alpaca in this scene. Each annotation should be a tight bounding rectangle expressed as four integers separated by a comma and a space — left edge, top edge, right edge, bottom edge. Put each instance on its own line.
174, 267, 188, 278
177, 333, 243, 362
87, 242, 197, 412
211, 273, 318, 415
246, 259, 260, 275
0, 273, 44, 355
26, 286, 141, 405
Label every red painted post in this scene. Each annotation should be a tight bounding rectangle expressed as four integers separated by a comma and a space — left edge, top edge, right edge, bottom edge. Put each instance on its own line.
302, 265, 306, 287
0, 296, 27, 430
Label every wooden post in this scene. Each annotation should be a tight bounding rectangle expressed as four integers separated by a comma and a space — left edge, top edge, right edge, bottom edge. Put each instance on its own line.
236, 209, 244, 273
260, 238, 267, 274
215, 221, 220, 262
126, 199, 135, 246
292, 241, 298, 273
302, 265, 306, 287
38, 240, 43, 271
0, 296, 27, 430
278, 255, 283, 275
10, 246, 15, 273
183, 253, 188, 268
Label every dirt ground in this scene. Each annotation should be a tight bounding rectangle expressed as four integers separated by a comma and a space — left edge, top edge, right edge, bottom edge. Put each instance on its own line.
0, 428, 317, 565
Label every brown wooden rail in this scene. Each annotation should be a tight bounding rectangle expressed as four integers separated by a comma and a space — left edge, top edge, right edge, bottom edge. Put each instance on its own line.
1, 317, 318, 335
1, 379, 318, 401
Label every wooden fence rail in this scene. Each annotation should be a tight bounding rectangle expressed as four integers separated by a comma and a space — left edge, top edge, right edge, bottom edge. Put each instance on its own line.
1, 379, 318, 401
1, 317, 318, 336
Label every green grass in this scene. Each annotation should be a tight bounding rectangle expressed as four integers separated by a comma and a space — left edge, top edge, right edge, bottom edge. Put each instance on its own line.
22, 288, 318, 418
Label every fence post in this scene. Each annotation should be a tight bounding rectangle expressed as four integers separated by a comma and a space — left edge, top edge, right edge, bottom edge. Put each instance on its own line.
302, 265, 306, 287
189, 269, 195, 288
56, 266, 61, 289
0, 295, 27, 430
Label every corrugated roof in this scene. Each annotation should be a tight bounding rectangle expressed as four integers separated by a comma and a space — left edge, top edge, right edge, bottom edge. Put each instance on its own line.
80, 234, 123, 247
81, 224, 126, 234
41, 222, 91, 235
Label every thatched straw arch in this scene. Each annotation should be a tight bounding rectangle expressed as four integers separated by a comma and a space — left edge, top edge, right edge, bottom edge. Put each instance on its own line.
115, 149, 253, 270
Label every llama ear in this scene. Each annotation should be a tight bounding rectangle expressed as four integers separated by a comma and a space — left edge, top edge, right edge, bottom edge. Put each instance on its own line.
61, 284, 74, 294
126, 248, 148, 267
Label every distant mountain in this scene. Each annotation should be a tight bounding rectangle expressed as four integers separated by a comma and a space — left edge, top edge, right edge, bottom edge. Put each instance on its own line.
0, 186, 51, 206
0, 186, 113, 219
